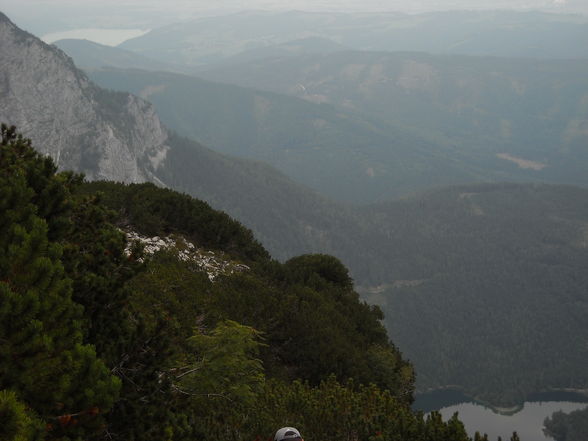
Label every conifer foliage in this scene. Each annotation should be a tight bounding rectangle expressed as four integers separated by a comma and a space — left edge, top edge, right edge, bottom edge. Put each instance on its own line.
0, 125, 498, 441
0, 124, 120, 440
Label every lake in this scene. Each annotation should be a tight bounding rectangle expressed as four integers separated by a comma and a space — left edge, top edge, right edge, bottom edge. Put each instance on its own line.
414, 390, 588, 441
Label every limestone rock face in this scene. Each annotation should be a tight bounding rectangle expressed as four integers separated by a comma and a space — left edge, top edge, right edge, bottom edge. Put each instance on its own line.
0, 12, 169, 184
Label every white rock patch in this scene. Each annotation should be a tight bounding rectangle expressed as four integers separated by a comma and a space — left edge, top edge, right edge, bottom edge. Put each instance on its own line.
124, 231, 250, 281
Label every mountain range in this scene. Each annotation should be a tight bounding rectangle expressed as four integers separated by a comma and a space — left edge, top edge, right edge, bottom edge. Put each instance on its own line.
117, 10, 588, 67
0, 11, 353, 259
55, 25, 588, 204
86, 66, 500, 204
3, 10, 588, 406
198, 49, 588, 188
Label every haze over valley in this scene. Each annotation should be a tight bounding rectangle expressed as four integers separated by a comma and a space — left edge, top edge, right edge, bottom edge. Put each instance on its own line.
2, 2, 588, 440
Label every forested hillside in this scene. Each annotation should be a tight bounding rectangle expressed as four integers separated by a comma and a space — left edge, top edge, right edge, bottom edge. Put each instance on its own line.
87, 67, 487, 204
79, 49, 588, 409
359, 183, 588, 405
4, 7, 588, 422
82, 48, 588, 205
1, 125, 501, 441
545, 407, 588, 441
54, 39, 187, 73
197, 50, 588, 194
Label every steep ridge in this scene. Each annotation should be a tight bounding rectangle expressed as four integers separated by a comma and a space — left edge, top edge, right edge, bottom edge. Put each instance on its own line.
0, 12, 169, 184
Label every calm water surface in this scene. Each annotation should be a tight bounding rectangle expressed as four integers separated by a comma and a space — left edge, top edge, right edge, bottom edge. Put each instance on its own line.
414, 390, 588, 441
439, 400, 588, 441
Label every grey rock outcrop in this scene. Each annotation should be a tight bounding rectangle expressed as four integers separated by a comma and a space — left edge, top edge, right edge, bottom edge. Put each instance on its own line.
124, 231, 250, 281
0, 12, 169, 184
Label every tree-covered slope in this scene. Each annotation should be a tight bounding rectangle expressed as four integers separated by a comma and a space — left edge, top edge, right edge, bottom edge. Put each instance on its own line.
87, 66, 529, 204
358, 183, 588, 406
545, 407, 588, 441
53, 38, 188, 73
0, 126, 125, 440
82, 173, 588, 409
78, 180, 269, 263
1, 125, 489, 441
198, 50, 588, 192
159, 132, 372, 263
4, 9, 588, 416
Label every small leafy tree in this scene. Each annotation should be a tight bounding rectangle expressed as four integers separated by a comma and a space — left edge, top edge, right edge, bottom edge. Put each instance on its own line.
177, 319, 265, 405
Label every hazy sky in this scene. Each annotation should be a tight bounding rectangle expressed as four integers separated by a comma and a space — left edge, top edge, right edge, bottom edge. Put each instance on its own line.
1, 0, 587, 38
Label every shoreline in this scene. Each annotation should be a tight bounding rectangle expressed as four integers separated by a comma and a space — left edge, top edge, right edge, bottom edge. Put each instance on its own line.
415, 386, 588, 415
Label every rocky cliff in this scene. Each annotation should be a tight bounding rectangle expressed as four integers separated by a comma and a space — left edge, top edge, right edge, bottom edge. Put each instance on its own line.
0, 12, 169, 184
0, 11, 355, 266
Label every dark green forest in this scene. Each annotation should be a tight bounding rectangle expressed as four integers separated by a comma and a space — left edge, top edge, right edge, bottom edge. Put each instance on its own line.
80, 65, 588, 407
361, 184, 588, 406
0, 125, 518, 440
544, 407, 588, 441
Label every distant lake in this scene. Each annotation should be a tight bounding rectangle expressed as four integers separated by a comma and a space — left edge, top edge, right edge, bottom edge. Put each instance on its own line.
42, 28, 149, 46
414, 390, 588, 441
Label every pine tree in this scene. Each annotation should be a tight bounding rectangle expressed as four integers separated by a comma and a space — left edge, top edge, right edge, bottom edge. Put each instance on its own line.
61, 191, 140, 366
0, 390, 44, 441
0, 125, 120, 440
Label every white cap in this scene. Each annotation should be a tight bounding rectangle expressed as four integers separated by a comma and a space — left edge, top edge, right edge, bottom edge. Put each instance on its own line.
274, 427, 302, 441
